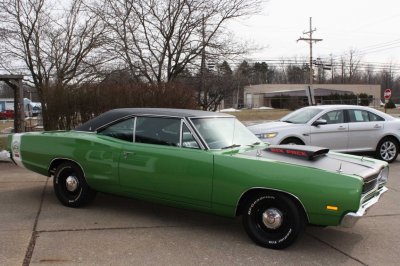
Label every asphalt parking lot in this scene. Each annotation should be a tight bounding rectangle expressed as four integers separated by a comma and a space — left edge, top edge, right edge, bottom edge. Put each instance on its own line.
0, 160, 399, 266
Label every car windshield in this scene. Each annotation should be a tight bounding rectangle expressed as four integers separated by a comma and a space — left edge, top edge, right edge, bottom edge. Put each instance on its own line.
191, 117, 261, 150
280, 107, 323, 124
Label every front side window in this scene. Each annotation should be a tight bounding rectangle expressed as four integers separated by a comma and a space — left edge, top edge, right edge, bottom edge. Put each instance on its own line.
135, 117, 181, 146
98, 118, 134, 142
319, 110, 344, 124
181, 123, 200, 149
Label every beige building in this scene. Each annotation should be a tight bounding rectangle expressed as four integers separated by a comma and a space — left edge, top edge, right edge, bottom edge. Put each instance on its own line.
244, 84, 381, 108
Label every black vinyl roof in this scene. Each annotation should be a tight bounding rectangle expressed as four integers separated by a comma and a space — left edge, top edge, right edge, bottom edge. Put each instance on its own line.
75, 108, 233, 132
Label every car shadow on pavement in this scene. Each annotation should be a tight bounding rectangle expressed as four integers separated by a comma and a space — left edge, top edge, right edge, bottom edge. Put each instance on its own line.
36, 177, 365, 253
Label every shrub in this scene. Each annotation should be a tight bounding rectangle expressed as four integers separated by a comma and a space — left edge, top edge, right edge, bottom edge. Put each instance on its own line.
43, 82, 197, 130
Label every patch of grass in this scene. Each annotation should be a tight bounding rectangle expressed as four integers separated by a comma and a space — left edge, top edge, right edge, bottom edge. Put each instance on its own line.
0, 135, 7, 150
0, 121, 12, 151
381, 108, 400, 117
222, 109, 290, 122
0, 120, 13, 131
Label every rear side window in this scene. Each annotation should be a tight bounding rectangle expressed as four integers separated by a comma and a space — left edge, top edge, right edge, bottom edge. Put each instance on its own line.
348, 110, 384, 122
368, 112, 384, 121
98, 118, 134, 142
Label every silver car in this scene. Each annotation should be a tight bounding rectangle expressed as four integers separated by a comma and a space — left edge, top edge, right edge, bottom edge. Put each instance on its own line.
248, 105, 400, 163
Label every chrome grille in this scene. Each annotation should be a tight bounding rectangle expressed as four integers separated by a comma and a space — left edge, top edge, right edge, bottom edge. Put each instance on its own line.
362, 172, 380, 194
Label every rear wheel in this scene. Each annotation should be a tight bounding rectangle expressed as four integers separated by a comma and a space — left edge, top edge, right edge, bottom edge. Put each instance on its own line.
53, 162, 96, 207
242, 192, 306, 249
376, 137, 399, 163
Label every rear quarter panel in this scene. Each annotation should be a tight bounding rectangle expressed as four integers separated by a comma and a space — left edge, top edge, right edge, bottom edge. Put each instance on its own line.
12, 132, 122, 190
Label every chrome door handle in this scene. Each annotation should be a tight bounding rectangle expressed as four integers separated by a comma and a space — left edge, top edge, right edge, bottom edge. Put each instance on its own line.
374, 124, 382, 129
338, 126, 346, 130
123, 151, 135, 159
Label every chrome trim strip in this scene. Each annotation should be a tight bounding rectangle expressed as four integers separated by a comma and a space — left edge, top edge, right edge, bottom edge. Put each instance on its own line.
186, 118, 209, 150
95, 114, 135, 132
182, 119, 205, 150
96, 113, 185, 132
72, 131, 96, 134
132, 117, 137, 142
179, 119, 183, 147
48, 158, 87, 179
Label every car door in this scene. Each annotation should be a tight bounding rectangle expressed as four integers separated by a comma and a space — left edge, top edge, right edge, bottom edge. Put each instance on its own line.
309, 109, 349, 151
347, 109, 385, 151
118, 116, 214, 207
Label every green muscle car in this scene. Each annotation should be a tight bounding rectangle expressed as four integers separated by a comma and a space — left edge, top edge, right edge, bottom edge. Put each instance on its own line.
7, 108, 388, 249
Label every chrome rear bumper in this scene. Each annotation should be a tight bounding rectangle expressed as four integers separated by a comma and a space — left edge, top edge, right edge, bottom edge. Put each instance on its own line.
340, 186, 388, 228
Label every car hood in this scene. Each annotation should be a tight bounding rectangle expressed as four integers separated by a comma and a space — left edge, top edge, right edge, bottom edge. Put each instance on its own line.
238, 145, 386, 180
247, 121, 303, 134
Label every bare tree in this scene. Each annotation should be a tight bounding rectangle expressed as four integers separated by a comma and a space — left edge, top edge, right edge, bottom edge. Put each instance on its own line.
347, 48, 362, 83
363, 64, 375, 84
0, 0, 108, 129
92, 0, 265, 84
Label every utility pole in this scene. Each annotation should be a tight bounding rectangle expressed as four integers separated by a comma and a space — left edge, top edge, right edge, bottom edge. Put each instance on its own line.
297, 17, 322, 105
297, 17, 323, 85
330, 54, 334, 82
199, 15, 206, 110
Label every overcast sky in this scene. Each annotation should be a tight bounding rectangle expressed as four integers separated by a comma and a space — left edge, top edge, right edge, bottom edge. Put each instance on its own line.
230, 0, 400, 66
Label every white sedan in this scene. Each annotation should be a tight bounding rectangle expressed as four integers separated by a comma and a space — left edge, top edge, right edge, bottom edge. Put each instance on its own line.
248, 105, 400, 163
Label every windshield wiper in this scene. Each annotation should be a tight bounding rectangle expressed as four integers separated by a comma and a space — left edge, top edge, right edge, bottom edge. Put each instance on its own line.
221, 144, 241, 149
281, 120, 294, 123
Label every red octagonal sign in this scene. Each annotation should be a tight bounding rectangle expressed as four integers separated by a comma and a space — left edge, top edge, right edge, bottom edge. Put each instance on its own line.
384, 89, 392, 100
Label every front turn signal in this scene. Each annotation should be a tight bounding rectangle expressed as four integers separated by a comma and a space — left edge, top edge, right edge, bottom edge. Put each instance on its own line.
326, 205, 339, 211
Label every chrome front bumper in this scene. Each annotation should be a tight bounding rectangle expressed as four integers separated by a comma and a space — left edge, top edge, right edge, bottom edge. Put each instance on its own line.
340, 186, 388, 228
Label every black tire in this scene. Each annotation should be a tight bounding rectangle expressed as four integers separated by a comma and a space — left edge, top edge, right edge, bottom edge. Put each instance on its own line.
242, 192, 306, 249
376, 137, 399, 163
53, 162, 96, 207
280, 138, 304, 145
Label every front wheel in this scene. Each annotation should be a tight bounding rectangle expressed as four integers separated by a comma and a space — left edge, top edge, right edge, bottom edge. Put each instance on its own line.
242, 192, 306, 249
376, 137, 399, 163
280, 138, 304, 145
53, 162, 96, 207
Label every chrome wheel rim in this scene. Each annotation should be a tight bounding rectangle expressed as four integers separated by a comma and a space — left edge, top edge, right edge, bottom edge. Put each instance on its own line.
380, 141, 396, 161
65, 176, 79, 192
262, 208, 283, 229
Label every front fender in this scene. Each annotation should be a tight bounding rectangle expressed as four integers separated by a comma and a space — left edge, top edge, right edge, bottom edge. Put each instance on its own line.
211, 154, 362, 226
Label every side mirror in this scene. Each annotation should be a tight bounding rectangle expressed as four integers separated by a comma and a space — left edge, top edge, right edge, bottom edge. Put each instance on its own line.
312, 119, 327, 126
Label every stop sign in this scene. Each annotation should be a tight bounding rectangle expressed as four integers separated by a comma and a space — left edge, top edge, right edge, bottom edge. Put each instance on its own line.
384, 89, 392, 100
